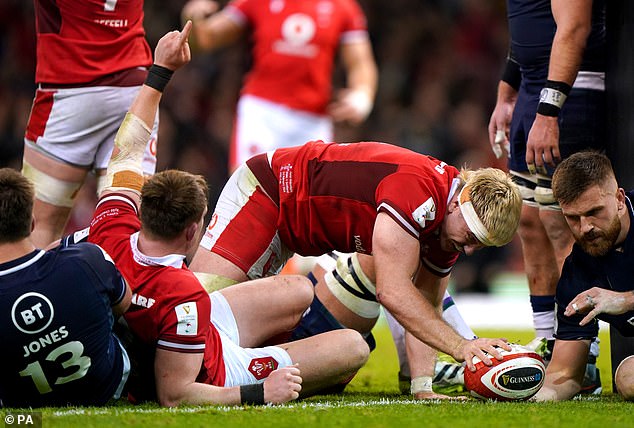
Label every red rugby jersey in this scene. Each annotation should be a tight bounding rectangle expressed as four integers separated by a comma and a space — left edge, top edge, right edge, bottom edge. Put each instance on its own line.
261, 141, 462, 275
89, 194, 226, 389
227, 0, 369, 114
34, 0, 152, 84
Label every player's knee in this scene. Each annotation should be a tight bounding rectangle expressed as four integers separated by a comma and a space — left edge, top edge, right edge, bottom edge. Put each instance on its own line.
615, 356, 634, 401
338, 329, 370, 367
517, 208, 548, 243
286, 274, 315, 309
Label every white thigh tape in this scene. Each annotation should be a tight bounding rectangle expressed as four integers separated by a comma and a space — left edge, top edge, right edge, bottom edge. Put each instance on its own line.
22, 160, 81, 208
324, 253, 380, 319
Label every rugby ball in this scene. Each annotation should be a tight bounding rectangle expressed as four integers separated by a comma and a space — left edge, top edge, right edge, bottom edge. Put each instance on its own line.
464, 344, 545, 401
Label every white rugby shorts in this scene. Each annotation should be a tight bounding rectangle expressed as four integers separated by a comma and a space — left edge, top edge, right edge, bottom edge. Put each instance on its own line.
230, 94, 333, 170
210, 291, 292, 386
24, 85, 158, 173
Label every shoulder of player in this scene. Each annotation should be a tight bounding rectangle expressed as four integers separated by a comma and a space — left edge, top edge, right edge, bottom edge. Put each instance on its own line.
53, 242, 116, 271
151, 269, 211, 305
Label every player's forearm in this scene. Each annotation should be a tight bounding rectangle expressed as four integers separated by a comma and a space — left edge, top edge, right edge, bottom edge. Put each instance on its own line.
191, 13, 243, 51
496, 80, 518, 105
158, 382, 241, 407
377, 284, 465, 359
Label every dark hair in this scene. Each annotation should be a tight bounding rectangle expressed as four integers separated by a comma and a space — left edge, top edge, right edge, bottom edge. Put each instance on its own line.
552, 151, 614, 205
0, 168, 34, 243
140, 170, 208, 240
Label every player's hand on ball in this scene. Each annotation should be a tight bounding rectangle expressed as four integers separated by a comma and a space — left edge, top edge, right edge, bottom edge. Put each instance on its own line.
263, 364, 302, 404
457, 338, 511, 371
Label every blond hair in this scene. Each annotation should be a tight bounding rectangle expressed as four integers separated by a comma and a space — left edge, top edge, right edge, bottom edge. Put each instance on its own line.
458, 168, 522, 247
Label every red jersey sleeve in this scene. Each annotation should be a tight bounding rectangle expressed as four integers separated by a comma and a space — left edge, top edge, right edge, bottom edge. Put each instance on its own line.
339, 0, 369, 43
376, 172, 459, 276
156, 279, 211, 354
89, 193, 140, 259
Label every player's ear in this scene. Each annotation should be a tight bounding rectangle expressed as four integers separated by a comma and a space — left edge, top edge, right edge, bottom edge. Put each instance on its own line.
447, 192, 460, 213
185, 221, 198, 242
616, 188, 627, 212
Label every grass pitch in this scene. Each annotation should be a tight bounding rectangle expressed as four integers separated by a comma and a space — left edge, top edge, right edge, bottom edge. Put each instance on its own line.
5, 323, 629, 428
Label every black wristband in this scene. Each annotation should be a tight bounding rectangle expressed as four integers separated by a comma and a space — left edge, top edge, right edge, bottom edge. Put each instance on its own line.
144, 64, 174, 92
240, 383, 265, 405
501, 57, 521, 91
537, 80, 572, 117
537, 101, 562, 117
545, 79, 572, 96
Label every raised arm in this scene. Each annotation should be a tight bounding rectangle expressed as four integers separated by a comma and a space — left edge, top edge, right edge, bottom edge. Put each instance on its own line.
101, 22, 192, 204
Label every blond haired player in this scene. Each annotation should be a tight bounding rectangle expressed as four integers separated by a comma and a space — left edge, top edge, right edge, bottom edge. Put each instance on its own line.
190, 140, 523, 397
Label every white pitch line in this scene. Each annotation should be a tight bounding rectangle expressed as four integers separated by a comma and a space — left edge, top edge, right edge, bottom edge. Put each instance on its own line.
51, 398, 458, 417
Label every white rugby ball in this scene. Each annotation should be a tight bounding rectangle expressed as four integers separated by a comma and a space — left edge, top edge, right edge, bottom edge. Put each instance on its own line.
464, 344, 545, 401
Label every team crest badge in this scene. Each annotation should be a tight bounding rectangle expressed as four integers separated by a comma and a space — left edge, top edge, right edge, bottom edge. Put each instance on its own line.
412, 197, 436, 228
248, 357, 279, 380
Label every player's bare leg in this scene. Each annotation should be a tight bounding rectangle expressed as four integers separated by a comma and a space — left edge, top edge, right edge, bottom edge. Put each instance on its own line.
190, 248, 249, 282
219, 275, 314, 347
615, 356, 634, 401
517, 205, 559, 340
279, 329, 369, 396
22, 145, 88, 248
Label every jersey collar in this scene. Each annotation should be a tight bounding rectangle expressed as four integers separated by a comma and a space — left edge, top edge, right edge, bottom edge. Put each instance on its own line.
129, 232, 186, 268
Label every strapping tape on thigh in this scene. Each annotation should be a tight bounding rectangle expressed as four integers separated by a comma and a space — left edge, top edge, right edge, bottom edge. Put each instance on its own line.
22, 160, 81, 207
324, 253, 380, 319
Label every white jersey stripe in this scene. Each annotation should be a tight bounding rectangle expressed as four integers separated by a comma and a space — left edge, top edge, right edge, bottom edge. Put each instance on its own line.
377, 202, 419, 238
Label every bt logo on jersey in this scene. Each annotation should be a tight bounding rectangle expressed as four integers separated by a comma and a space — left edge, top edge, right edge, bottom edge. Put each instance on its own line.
11, 292, 54, 335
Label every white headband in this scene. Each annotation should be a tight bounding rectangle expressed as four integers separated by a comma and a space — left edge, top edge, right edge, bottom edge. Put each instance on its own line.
458, 185, 497, 247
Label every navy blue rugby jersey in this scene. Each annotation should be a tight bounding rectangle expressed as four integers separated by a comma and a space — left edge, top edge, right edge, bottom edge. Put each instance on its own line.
507, 0, 605, 79
0, 241, 127, 407
556, 192, 634, 340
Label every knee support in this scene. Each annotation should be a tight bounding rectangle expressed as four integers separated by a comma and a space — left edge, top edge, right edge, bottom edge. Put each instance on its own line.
534, 176, 560, 211
511, 170, 560, 211
21, 160, 82, 208
324, 253, 380, 319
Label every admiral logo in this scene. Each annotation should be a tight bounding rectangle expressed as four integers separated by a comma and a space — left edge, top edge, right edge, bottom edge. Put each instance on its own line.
434, 161, 447, 175
499, 368, 543, 390
249, 357, 279, 380
627, 316, 634, 327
